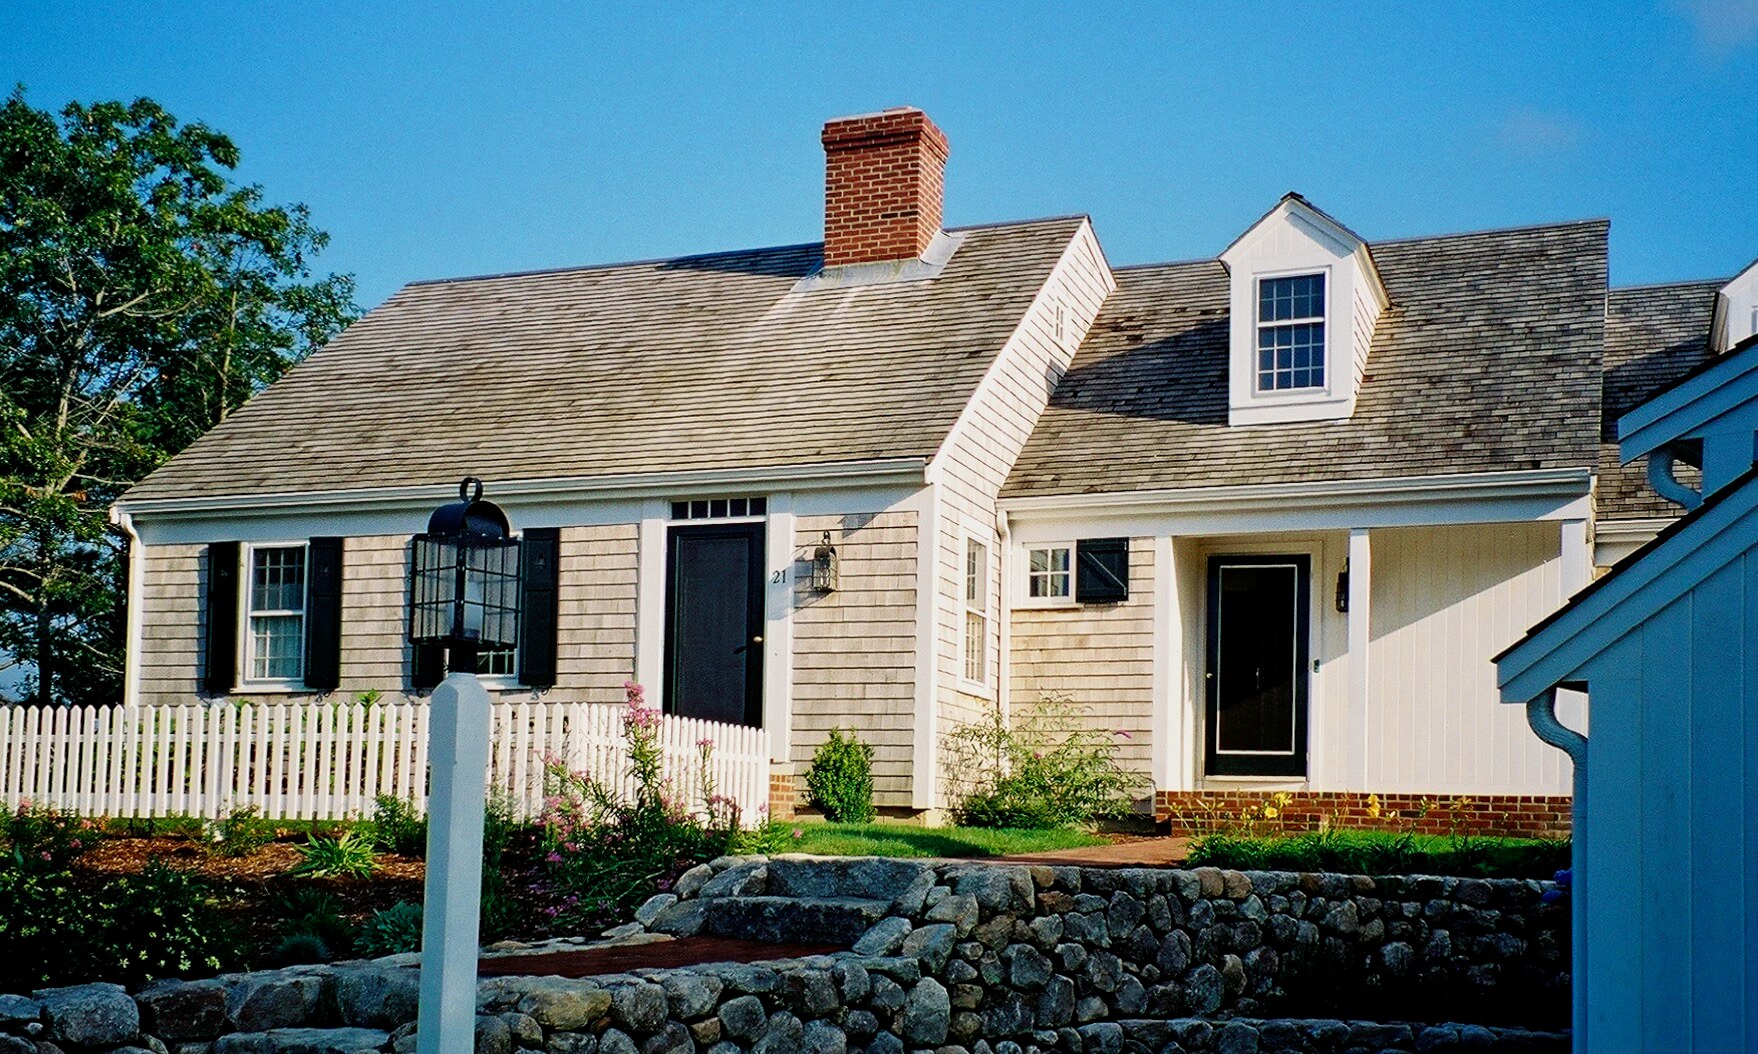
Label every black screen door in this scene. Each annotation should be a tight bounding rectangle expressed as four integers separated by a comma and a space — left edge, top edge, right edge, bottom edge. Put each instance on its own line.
1205, 555, 1310, 777
665, 523, 764, 727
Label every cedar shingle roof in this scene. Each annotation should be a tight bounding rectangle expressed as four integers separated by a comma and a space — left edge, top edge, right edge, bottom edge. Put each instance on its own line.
1598, 280, 1722, 521
1002, 221, 1610, 499
124, 216, 1086, 503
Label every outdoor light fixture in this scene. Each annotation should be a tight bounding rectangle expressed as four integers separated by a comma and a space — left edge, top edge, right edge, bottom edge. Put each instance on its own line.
1334, 560, 1351, 614
410, 476, 510, 1054
409, 477, 520, 673
812, 530, 839, 593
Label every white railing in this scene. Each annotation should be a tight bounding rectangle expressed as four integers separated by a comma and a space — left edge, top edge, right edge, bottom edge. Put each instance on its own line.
0, 700, 770, 825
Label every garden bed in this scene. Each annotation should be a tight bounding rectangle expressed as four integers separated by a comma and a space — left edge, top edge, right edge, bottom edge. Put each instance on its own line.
1186, 830, 1570, 880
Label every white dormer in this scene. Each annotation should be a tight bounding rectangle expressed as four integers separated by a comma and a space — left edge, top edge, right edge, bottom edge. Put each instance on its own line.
1219, 194, 1388, 426
1712, 258, 1758, 353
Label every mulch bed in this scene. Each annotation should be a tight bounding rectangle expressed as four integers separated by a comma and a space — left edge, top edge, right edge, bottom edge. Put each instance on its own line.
479, 938, 844, 977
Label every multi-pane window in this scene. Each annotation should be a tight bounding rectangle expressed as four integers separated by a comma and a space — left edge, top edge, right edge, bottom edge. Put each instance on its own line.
1256, 273, 1326, 391
1027, 546, 1072, 600
670, 496, 766, 520
247, 545, 306, 682
478, 647, 517, 678
963, 538, 989, 685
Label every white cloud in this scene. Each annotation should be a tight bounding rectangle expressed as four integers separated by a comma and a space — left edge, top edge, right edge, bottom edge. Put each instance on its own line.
1496, 107, 1587, 157
1676, 0, 1758, 60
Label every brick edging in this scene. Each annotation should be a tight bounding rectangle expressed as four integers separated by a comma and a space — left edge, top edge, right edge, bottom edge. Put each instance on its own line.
1155, 790, 1571, 839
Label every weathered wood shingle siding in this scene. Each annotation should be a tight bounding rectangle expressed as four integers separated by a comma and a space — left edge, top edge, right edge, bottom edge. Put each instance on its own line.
791, 511, 917, 805
928, 223, 1116, 801
134, 525, 638, 707
1008, 538, 1155, 775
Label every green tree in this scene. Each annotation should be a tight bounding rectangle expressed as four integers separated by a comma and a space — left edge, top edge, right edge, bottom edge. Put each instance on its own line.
0, 89, 355, 706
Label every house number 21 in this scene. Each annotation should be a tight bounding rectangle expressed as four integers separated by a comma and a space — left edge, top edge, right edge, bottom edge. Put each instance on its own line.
771, 569, 787, 584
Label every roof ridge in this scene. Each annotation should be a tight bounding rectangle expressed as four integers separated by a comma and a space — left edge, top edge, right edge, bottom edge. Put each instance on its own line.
1610, 277, 1730, 293
1369, 217, 1609, 249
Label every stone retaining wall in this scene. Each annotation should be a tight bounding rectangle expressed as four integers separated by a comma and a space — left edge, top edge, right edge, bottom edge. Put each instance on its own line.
0, 858, 1569, 1054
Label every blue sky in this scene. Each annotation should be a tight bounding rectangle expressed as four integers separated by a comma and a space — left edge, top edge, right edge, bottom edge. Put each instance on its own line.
4, 2, 1757, 311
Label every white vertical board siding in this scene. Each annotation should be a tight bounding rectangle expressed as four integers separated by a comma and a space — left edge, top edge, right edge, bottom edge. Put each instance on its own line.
1008, 539, 1155, 776
791, 511, 918, 807
931, 223, 1114, 804
1366, 522, 1569, 794
132, 524, 639, 707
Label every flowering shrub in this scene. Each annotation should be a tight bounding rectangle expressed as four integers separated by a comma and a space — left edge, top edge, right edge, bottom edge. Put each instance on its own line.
944, 694, 1148, 829
538, 682, 739, 923
804, 727, 876, 823
1, 799, 100, 870
203, 804, 271, 858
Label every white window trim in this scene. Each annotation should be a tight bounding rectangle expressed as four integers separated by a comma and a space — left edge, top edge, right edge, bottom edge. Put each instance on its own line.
1014, 541, 1076, 609
958, 532, 995, 696
1252, 267, 1332, 398
238, 540, 310, 692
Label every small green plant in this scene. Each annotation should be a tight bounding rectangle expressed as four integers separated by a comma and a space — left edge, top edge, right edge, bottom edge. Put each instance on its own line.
355, 900, 424, 958
290, 829, 378, 879
271, 932, 333, 965
204, 805, 272, 858
804, 728, 876, 823
276, 888, 356, 959
356, 688, 383, 708
1, 800, 100, 869
944, 694, 1149, 829
370, 795, 427, 857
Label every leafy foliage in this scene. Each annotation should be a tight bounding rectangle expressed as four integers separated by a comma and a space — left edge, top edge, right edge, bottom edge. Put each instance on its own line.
1185, 830, 1570, 879
804, 727, 876, 823
944, 694, 1148, 829
0, 857, 239, 990
273, 888, 356, 963
355, 900, 424, 958
0, 89, 355, 704
369, 794, 427, 857
1, 798, 101, 868
290, 829, 378, 879
203, 804, 271, 858
539, 681, 739, 923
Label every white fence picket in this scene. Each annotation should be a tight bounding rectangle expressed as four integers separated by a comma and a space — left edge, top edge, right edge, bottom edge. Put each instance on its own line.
0, 699, 768, 826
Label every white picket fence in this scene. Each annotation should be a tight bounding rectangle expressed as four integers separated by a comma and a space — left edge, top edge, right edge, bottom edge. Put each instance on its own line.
0, 700, 770, 825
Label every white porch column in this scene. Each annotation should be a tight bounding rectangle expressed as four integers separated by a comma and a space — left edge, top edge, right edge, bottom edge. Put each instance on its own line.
1560, 517, 1590, 598
762, 495, 795, 764
1342, 527, 1373, 791
634, 499, 667, 697
1150, 535, 1181, 793
910, 484, 941, 810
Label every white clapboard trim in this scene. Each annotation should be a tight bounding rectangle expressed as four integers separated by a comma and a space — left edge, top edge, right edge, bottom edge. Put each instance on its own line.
0, 700, 768, 825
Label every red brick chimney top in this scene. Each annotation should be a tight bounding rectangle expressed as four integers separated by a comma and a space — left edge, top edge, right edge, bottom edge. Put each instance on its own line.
820, 107, 949, 267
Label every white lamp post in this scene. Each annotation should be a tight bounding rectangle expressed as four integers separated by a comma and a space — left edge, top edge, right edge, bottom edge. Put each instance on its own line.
410, 479, 520, 1054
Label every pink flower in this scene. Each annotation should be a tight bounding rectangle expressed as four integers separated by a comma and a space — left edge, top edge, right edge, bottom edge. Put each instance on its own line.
546, 852, 563, 864
1113, 729, 1133, 739
791, 828, 803, 840
697, 738, 714, 749
39, 851, 51, 861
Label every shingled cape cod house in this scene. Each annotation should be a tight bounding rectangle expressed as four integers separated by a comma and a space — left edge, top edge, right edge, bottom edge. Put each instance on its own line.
112, 107, 1758, 828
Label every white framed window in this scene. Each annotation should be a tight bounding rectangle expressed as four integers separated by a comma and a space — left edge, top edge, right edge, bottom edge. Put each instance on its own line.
478, 647, 518, 680
962, 536, 990, 687
244, 543, 307, 685
1256, 272, 1326, 392
1017, 544, 1074, 607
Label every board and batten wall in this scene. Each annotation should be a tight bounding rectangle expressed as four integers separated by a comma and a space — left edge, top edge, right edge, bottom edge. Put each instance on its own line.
791, 511, 917, 807
133, 525, 639, 707
1008, 538, 1155, 777
1365, 521, 1572, 795
930, 222, 1115, 805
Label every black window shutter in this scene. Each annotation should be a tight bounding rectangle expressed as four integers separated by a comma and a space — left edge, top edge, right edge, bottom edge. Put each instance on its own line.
1076, 538, 1130, 604
203, 542, 240, 696
518, 527, 561, 689
304, 537, 345, 693
411, 643, 445, 692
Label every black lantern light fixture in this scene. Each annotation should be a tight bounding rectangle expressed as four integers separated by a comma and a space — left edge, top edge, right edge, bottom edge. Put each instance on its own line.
811, 530, 839, 593
1334, 559, 1351, 614
409, 477, 520, 674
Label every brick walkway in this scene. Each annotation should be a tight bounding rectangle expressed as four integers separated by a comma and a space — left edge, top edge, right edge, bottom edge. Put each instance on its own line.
997, 836, 1190, 869
478, 937, 843, 977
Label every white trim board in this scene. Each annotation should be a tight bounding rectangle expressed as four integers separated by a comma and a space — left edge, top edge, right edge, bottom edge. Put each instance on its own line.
1003, 469, 1592, 543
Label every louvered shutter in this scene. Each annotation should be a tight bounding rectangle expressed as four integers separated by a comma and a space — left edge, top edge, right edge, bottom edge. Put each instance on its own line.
304, 537, 344, 693
203, 541, 240, 695
518, 527, 561, 689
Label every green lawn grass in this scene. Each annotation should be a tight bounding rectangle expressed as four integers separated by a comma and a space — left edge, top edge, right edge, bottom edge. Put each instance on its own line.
784, 822, 1106, 859
1186, 829, 1569, 879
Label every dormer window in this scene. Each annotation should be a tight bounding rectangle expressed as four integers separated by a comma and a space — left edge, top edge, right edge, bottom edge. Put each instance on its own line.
1257, 273, 1326, 391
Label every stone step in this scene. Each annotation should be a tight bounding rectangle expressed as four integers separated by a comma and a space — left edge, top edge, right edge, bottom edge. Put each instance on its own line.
702, 895, 891, 946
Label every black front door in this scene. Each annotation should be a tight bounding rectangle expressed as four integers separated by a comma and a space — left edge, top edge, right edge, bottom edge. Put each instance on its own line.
1205, 555, 1310, 777
665, 523, 764, 727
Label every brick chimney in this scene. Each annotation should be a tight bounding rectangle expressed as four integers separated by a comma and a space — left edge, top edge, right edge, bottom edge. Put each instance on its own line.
821, 107, 950, 267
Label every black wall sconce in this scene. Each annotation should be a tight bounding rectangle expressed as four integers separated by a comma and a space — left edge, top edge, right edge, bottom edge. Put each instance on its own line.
1334, 559, 1351, 613
811, 530, 839, 593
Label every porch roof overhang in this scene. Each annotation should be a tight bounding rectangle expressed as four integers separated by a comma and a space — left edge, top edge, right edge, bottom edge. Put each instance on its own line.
999, 467, 1592, 542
